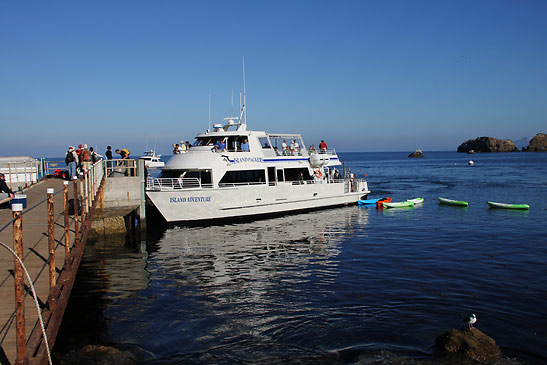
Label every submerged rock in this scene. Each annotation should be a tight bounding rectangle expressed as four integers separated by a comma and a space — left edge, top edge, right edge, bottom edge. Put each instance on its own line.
408, 149, 424, 158
435, 328, 501, 362
56, 344, 154, 365
457, 137, 518, 153
524, 133, 547, 152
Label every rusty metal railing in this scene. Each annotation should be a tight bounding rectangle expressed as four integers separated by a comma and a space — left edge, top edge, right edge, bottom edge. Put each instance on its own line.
0, 160, 106, 365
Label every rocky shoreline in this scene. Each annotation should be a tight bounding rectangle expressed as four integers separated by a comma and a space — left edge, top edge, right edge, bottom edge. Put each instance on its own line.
457, 133, 546, 153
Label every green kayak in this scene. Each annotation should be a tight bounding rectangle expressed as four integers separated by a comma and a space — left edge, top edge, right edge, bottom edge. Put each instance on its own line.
488, 201, 530, 210
438, 197, 468, 207
383, 201, 415, 208
406, 197, 424, 205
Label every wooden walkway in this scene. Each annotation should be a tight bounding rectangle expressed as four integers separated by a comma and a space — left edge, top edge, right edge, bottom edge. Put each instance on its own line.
0, 178, 90, 365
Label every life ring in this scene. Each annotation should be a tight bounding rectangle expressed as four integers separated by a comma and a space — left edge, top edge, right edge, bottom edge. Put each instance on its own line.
314, 170, 322, 178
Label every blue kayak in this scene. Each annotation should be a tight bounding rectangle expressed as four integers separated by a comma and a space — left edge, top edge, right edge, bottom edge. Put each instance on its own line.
358, 198, 381, 205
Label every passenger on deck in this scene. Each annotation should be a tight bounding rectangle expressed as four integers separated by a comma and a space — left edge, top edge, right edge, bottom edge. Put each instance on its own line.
308, 144, 316, 154
319, 140, 328, 153
240, 138, 250, 152
215, 140, 226, 152
281, 140, 288, 155
293, 140, 300, 155
180, 141, 187, 153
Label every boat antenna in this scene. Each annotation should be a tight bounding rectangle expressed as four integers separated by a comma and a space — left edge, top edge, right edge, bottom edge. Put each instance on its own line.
231, 88, 234, 118
208, 94, 211, 131
240, 56, 247, 127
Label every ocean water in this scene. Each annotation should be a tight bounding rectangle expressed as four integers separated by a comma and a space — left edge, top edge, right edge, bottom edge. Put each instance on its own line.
55, 151, 547, 364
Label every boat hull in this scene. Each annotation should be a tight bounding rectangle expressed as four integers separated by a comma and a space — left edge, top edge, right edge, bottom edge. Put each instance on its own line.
147, 181, 369, 222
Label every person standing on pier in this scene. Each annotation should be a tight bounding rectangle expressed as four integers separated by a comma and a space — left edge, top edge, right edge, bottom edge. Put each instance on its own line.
105, 145, 113, 175
65, 146, 78, 179
82, 144, 92, 171
0, 173, 15, 205
115, 148, 131, 175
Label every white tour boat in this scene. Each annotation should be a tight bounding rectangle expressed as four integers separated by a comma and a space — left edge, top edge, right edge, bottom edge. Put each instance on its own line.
146, 110, 370, 222
139, 150, 165, 168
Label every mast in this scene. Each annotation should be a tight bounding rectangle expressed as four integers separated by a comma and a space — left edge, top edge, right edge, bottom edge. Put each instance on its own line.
208, 94, 211, 131
241, 56, 247, 128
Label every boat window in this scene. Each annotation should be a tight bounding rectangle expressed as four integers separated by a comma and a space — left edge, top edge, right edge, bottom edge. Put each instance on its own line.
267, 167, 276, 185
267, 136, 307, 156
259, 137, 271, 149
237, 137, 250, 152
283, 168, 312, 181
194, 137, 214, 147
161, 169, 211, 184
277, 169, 284, 182
219, 169, 266, 185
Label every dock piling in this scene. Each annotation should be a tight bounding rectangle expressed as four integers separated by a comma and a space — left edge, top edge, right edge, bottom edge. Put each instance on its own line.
11, 203, 27, 365
47, 188, 56, 292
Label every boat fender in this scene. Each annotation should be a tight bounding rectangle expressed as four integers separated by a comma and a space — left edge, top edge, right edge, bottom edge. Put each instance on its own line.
314, 170, 322, 178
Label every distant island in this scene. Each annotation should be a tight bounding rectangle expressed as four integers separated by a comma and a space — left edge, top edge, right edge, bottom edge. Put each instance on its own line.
457, 133, 547, 152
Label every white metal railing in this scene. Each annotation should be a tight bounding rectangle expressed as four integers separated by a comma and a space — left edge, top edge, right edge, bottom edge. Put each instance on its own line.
146, 177, 352, 191
0, 159, 41, 190
147, 177, 212, 191
104, 159, 137, 176
218, 181, 268, 188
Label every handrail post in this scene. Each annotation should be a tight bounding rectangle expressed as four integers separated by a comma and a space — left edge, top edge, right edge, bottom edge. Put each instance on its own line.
47, 188, 56, 291
83, 170, 89, 215
63, 180, 70, 263
12, 202, 27, 365
73, 177, 79, 245
8, 162, 13, 191
87, 168, 92, 211
80, 172, 86, 226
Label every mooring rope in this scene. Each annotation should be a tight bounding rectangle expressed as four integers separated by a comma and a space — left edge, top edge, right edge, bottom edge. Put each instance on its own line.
0, 241, 52, 365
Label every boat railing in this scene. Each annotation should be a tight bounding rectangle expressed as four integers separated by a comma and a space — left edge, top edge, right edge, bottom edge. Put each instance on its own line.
146, 177, 212, 191
218, 181, 268, 188
309, 148, 336, 155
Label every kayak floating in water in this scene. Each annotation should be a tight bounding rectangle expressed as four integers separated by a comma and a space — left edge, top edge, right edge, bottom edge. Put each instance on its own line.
406, 197, 424, 205
438, 197, 468, 207
383, 201, 415, 208
376, 197, 391, 208
488, 201, 530, 210
358, 198, 381, 205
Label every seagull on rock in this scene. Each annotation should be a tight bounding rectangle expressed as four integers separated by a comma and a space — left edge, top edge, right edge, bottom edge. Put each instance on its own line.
464, 313, 477, 329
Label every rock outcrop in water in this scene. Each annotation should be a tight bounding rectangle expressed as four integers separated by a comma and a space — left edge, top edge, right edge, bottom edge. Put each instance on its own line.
457, 137, 518, 153
524, 133, 547, 152
435, 328, 501, 362
408, 149, 424, 158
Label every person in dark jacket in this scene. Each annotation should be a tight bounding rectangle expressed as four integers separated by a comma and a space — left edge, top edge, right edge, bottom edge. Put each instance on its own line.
105, 146, 113, 174
0, 173, 15, 205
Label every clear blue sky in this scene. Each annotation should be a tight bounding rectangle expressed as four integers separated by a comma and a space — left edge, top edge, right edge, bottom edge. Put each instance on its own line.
1, 0, 546, 157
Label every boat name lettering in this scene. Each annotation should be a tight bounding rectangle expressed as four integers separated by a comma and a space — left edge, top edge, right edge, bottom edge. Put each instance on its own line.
170, 196, 211, 203
231, 157, 264, 164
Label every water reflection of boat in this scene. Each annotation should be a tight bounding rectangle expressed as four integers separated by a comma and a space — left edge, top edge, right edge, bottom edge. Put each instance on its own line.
150, 206, 369, 287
